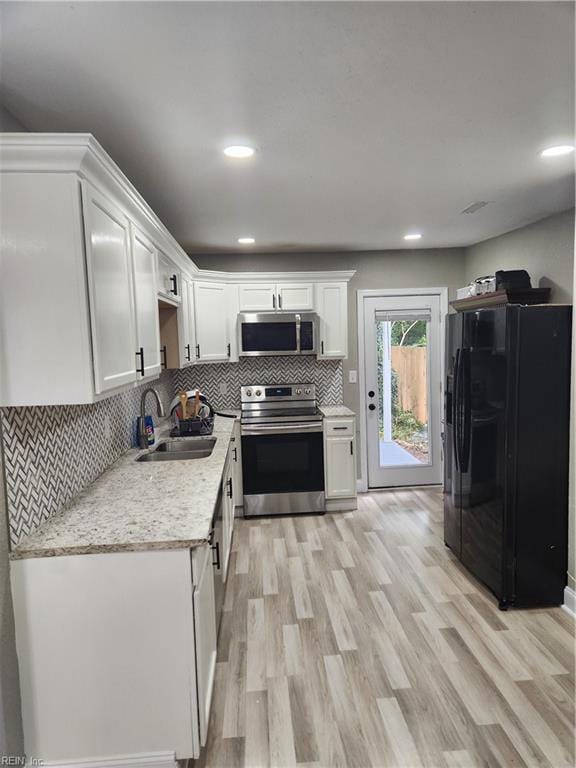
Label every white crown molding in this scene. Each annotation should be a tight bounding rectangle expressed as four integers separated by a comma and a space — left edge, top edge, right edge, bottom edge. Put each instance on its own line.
0, 133, 355, 286
563, 585, 576, 617
40, 752, 177, 768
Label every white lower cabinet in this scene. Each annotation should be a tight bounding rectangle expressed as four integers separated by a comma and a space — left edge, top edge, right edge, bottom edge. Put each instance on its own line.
11, 548, 203, 762
191, 545, 217, 748
221, 447, 235, 581
324, 416, 357, 510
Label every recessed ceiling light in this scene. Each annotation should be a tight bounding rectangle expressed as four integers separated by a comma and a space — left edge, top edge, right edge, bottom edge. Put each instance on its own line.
223, 145, 255, 158
404, 233, 422, 241
237, 237, 255, 245
540, 145, 574, 158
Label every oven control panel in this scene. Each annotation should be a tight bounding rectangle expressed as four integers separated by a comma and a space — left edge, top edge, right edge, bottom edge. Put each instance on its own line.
241, 383, 316, 402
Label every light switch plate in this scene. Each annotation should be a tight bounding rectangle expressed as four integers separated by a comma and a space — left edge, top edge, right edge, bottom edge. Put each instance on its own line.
348, 369, 358, 384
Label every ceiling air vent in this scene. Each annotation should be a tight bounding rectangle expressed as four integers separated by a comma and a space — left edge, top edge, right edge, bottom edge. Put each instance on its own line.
461, 201, 489, 214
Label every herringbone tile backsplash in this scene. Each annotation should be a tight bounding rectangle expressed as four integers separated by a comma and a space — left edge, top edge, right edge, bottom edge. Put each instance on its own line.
2, 358, 342, 547
174, 358, 343, 409
1, 373, 173, 547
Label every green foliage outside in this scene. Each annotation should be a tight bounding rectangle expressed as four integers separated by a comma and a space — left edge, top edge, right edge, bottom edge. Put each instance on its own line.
377, 320, 426, 442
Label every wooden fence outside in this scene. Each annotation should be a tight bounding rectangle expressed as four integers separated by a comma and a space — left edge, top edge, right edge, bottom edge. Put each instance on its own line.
390, 346, 428, 424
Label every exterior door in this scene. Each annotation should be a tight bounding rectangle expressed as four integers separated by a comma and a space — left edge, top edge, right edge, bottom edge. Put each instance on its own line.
364, 294, 443, 487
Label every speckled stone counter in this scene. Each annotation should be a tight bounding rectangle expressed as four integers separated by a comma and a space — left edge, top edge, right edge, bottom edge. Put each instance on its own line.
319, 405, 355, 417
11, 413, 239, 560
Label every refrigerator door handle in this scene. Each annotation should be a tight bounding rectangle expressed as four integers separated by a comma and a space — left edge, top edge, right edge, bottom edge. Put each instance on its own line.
453, 348, 461, 471
460, 349, 472, 473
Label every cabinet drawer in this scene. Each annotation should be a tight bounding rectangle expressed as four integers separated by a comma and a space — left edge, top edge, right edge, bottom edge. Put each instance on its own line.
324, 418, 355, 437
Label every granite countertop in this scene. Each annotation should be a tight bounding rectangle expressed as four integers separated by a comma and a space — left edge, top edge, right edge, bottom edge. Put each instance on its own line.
11, 413, 240, 560
319, 405, 356, 417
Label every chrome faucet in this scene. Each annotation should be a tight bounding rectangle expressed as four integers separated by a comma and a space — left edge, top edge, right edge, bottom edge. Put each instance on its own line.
139, 387, 165, 449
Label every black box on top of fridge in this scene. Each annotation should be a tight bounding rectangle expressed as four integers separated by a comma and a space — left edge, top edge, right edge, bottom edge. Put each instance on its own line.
443, 304, 572, 609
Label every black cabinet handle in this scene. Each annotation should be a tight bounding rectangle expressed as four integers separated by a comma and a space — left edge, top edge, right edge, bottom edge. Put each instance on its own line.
211, 541, 220, 570
272, 294, 276, 309
333, 426, 348, 430
278, 294, 282, 309
226, 477, 233, 498
169, 274, 178, 296
321, 340, 324, 355
233, 447, 238, 462
136, 347, 145, 376
368, 390, 375, 398
350, 441, 354, 456
196, 344, 200, 359
368, 404, 376, 411
227, 343, 231, 357
160, 345, 167, 369
185, 344, 191, 361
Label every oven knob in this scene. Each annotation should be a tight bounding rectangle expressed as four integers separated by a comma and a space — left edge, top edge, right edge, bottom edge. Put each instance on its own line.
295, 388, 302, 395
255, 389, 262, 396
304, 388, 311, 395
246, 389, 252, 397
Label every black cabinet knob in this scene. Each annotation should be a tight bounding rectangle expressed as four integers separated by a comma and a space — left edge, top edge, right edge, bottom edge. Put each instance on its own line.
368, 390, 375, 398
368, 404, 376, 411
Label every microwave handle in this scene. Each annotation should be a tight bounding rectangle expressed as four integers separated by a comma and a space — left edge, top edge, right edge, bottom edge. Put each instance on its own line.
295, 313, 301, 353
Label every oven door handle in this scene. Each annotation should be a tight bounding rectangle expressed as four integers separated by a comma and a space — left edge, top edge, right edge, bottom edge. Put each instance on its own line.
242, 422, 323, 435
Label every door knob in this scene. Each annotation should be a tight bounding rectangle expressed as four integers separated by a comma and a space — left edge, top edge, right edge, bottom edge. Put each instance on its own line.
368, 404, 376, 411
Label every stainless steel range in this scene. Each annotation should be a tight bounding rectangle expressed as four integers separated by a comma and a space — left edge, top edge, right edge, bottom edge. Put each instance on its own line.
241, 383, 325, 517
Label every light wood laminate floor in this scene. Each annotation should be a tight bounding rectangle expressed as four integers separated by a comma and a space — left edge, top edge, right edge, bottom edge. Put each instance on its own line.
199, 488, 575, 768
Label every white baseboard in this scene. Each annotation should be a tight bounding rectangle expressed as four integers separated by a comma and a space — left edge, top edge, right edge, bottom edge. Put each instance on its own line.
357, 478, 368, 493
562, 586, 576, 617
41, 752, 177, 768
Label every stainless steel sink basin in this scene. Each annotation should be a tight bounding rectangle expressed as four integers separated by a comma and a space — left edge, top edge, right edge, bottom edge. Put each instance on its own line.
136, 437, 216, 463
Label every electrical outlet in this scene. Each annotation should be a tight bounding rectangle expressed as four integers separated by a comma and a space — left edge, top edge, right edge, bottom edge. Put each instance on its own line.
219, 382, 228, 395
348, 369, 358, 384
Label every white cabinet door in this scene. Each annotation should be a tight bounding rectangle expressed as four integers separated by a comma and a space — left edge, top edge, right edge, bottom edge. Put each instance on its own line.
315, 282, 348, 358
325, 436, 356, 498
231, 420, 243, 509
222, 450, 235, 581
238, 283, 277, 312
157, 250, 181, 303
131, 225, 162, 381
180, 276, 196, 367
81, 182, 137, 394
192, 546, 217, 748
277, 282, 315, 311
194, 281, 230, 362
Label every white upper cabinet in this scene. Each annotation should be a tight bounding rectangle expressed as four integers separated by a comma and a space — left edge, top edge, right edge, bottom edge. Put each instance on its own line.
131, 225, 162, 381
277, 282, 315, 311
81, 182, 138, 394
238, 283, 277, 312
179, 276, 196, 367
194, 281, 230, 362
238, 282, 315, 312
315, 282, 348, 358
157, 249, 181, 303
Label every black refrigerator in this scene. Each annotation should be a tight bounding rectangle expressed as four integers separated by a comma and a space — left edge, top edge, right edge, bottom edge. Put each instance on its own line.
444, 304, 572, 609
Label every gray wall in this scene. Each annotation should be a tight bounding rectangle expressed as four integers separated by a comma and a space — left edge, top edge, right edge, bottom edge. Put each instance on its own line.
0, 101, 25, 758
0, 105, 26, 132
465, 209, 574, 303
192, 248, 467, 422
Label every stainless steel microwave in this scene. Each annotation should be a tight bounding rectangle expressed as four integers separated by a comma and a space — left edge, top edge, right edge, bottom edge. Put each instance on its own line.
238, 312, 319, 356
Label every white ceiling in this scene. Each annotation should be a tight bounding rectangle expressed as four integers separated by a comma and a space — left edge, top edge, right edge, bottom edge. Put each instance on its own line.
1, 1, 574, 253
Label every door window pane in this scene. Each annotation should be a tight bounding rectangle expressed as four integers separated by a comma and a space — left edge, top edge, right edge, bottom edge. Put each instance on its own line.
377, 318, 430, 467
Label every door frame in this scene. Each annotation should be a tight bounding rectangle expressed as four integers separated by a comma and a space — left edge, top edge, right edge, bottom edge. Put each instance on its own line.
357, 287, 449, 492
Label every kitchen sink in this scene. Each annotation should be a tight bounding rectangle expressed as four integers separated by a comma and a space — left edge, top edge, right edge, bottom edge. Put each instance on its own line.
136, 437, 216, 462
